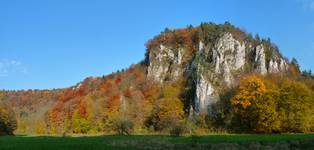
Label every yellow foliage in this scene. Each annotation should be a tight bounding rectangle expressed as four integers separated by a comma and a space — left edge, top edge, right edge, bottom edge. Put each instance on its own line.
231, 75, 266, 109
35, 121, 45, 135
159, 97, 184, 122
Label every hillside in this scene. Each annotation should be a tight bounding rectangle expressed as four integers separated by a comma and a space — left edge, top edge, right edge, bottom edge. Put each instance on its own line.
1, 22, 314, 135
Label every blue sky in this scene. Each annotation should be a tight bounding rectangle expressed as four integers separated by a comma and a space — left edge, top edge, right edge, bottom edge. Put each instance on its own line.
0, 0, 314, 90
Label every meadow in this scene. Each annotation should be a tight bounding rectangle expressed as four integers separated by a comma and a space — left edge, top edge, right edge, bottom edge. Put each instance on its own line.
0, 134, 314, 150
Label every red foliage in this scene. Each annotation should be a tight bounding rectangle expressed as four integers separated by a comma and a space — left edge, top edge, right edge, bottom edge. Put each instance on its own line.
133, 69, 144, 80
141, 83, 159, 99
59, 89, 76, 103
107, 92, 120, 112
48, 108, 61, 127
124, 88, 132, 99
115, 75, 123, 84
146, 28, 194, 49
77, 100, 87, 118
99, 79, 114, 92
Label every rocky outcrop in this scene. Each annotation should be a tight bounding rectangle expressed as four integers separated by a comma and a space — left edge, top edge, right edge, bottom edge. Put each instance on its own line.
194, 75, 218, 113
147, 45, 184, 83
254, 45, 267, 75
214, 33, 246, 72
268, 58, 288, 73
212, 33, 246, 85
147, 32, 288, 114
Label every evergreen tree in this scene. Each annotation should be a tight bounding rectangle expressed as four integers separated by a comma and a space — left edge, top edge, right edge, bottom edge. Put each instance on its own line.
291, 57, 300, 72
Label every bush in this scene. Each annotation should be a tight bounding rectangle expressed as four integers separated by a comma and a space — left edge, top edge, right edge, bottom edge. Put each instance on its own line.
112, 118, 134, 135
169, 122, 186, 137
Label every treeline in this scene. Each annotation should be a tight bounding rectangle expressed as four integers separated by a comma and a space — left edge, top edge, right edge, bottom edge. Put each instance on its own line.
2, 65, 313, 136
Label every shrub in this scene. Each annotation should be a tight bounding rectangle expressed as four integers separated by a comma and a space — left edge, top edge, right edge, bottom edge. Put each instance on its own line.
112, 118, 134, 135
169, 122, 186, 137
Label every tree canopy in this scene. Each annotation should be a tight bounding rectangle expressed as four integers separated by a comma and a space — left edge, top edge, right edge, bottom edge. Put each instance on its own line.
0, 98, 17, 135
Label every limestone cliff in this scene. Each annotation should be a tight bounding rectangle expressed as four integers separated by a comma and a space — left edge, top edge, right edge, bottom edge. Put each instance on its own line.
146, 24, 288, 114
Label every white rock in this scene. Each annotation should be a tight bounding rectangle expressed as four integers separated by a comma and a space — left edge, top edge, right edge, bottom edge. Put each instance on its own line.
234, 43, 246, 70
255, 45, 267, 75
177, 48, 182, 65
223, 61, 233, 86
269, 59, 279, 73
267, 58, 288, 74
194, 75, 215, 113
147, 44, 183, 82
212, 33, 246, 82
280, 59, 288, 71
199, 41, 204, 52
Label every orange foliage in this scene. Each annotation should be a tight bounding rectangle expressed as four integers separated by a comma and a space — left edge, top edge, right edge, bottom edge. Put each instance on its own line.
48, 108, 61, 127
99, 79, 114, 92
146, 28, 194, 50
107, 93, 120, 112
141, 84, 159, 99
115, 75, 123, 84
77, 100, 87, 118
231, 75, 266, 109
124, 88, 132, 99
133, 69, 144, 80
174, 29, 193, 49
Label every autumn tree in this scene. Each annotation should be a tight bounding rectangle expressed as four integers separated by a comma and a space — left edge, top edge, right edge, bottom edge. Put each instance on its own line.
0, 99, 17, 135
231, 75, 280, 133
277, 80, 313, 132
72, 100, 93, 134
146, 82, 185, 131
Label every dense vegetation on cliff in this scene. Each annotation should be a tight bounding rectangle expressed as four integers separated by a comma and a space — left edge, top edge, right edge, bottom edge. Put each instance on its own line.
0, 22, 313, 136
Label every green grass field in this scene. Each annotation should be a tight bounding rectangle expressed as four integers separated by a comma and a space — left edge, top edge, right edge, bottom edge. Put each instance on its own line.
0, 134, 313, 150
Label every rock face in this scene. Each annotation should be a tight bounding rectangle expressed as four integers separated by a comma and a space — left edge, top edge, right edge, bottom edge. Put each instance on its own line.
194, 75, 217, 113
147, 45, 183, 83
255, 45, 268, 75
214, 33, 246, 72
268, 58, 288, 73
147, 32, 288, 114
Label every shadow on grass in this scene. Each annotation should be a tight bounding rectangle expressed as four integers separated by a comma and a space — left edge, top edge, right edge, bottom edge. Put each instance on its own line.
0, 134, 313, 150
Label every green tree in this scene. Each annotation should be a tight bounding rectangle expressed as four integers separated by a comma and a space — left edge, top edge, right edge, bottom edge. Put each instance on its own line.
255, 34, 261, 43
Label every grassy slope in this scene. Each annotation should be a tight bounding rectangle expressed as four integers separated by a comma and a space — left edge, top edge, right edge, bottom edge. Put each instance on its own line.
0, 134, 313, 150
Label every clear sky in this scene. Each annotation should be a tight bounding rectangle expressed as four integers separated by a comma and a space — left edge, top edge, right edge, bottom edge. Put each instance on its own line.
1, 0, 314, 90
